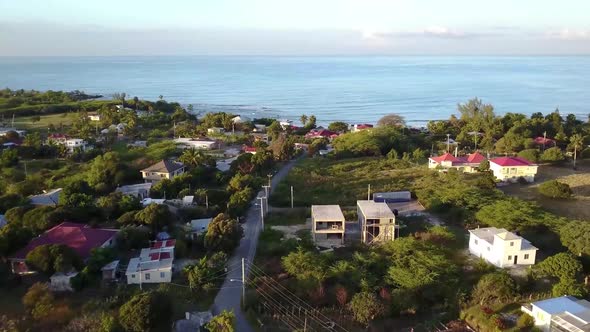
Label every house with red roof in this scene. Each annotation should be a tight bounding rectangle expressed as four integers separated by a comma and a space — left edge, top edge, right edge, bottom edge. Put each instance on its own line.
352, 124, 374, 132
242, 145, 257, 155
489, 156, 538, 183
534, 136, 556, 147
305, 129, 339, 140
125, 239, 175, 285
9, 222, 118, 274
428, 152, 487, 173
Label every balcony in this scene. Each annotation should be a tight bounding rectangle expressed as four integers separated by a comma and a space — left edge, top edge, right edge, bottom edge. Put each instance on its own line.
315, 222, 344, 232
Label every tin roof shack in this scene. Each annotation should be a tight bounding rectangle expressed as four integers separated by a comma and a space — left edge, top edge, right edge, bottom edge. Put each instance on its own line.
357, 200, 396, 244
311, 205, 345, 246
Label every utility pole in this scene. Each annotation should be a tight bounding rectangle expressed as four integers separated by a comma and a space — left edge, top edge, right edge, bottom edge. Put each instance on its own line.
139, 264, 142, 290
267, 174, 272, 188
446, 133, 450, 153
290, 186, 294, 209
367, 184, 371, 200
241, 258, 246, 308
258, 197, 266, 228
205, 194, 209, 209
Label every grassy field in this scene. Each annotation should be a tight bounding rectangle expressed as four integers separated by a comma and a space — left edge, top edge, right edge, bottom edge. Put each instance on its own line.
501, 159, 590, 221
10, 113, 78, 130
269, 157, 429, 207
265, 208, 309, 226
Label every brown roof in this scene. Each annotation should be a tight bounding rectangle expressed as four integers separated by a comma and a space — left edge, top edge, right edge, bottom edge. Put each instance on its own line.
142, 160, 184, 173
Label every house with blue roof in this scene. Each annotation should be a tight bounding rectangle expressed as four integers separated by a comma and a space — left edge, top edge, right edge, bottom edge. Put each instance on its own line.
521, 296, 590, 331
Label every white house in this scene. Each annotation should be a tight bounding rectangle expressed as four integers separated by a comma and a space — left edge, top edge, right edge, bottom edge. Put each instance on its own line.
311, 205, 345, 245
489, 156, 538, 183
50, 271, 79, 291
357, 200, 396, 244
88, 113, 101, 121
64, 138, 88, 153
174, 138, 218, 150
126, 240, 175, 285
232, 115, 251, 124
521, 296, 590, 332
207, 127, 225, 135
468, 227, 537, 267
29, 188, 62, 206
116, 183, 152, 199
141, 160, 185, 183
186, 218, 213, 239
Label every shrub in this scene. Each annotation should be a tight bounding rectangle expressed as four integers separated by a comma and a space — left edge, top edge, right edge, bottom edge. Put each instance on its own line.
517, 313, 534, 328
541, 147, 565, 162
119, 291, 172, 332
518, 149, 540, 163
538, 180, 572, 199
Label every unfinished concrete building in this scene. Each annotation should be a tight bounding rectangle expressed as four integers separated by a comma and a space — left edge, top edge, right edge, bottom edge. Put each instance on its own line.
311, 205, 345, 245
357, 200, 396, 244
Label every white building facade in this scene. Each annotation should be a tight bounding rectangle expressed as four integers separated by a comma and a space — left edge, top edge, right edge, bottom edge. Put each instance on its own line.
521, 296, 590, 332
469, 227, 537, 268
126, 240, 175, 285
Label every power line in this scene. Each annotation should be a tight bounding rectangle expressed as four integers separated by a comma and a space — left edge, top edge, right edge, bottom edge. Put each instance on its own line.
246, 261, 349, 332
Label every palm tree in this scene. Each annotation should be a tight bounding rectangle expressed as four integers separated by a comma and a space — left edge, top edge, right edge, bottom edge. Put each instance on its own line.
300, 114, 308, 126
570, 133, 585, 169
133, 96, 139, 111
179, 148, 214, 168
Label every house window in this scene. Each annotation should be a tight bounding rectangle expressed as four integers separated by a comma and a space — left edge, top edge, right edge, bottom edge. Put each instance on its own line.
474, 239, 478, 245
510, 242, 514, 247
508, 255, 512, 260
487, 247, 490, 251
131, 274, 135, 278
160, 272, 165, 278
145, 273, 150, 280
524, 254, 529, 259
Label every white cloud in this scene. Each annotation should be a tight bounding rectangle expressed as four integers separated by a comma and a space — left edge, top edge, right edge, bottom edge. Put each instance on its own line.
547, 28, 590, 40
362, 26, 474, 41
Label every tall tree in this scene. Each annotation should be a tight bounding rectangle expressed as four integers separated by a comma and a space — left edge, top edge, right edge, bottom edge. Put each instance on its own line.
377, 114, 405, 127
300, 114, 308, 126
205, 310, 236, 332
569, 133, 585, 169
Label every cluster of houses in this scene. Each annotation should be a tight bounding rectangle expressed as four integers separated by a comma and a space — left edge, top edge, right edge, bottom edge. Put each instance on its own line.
310, 193, 407, 247
428, 151, 539, 183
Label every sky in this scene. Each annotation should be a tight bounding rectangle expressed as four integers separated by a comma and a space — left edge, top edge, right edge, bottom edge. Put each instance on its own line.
1, 0, 590, 55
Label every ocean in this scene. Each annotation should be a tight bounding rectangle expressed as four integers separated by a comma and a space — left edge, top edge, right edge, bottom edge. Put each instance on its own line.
1, 56, 589, 126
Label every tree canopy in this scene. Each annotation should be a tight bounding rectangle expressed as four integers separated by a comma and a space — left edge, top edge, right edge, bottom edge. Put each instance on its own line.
118, 292, 172, 332
560, 221, 590, 257
204, 213, 243, 253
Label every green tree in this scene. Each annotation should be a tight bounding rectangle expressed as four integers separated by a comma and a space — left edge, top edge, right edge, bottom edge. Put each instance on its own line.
328, 121, 349, 133
282, 247, 328, 284
86, 152, 121, 189
0, 149, 18, 167
306, 115, 317, 128
185, 252, 228, 291
517, 149, 541, 163
116, 226, 150, 250
23, 282, 54, 321
300, 114, 308, 126
206, 310, 236, 332
475, 198, 545, 231
560, 221, 590, 257
534, 253, 582, 281
179, 148, 215, 168
25, 244, 82, 274
569, 133, 585, 169
471, 272, 517, 305
135, 204, 173, 232
541, 147, 565, 162
119, 292, 172, 332
348, 292, 385, 326
552, 279, 588, 297
204, 213, 243, 252
478, 159, 490, 171
538, 180, 572, 199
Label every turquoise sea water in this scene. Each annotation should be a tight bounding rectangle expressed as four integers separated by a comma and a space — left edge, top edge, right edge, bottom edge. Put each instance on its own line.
0, 56, 589, 125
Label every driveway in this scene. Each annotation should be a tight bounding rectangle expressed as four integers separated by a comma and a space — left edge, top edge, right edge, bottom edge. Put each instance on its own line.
210, 158, 301, 331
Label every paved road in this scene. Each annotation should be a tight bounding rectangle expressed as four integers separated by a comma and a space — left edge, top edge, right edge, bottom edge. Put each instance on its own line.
211, 158, 300, 331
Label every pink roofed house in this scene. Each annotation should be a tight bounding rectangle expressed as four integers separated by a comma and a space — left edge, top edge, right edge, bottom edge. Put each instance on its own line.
428, 152, 486, 173
10, 222, 118, 274
489, 156, 538, 183
305, 129, 339, 140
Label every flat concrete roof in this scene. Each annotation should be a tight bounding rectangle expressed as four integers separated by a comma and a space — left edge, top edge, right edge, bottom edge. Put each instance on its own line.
357, 200, 395, 219
311, 205, 345, 221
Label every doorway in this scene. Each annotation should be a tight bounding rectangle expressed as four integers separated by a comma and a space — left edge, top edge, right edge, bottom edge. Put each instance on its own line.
513, 255, 518, 264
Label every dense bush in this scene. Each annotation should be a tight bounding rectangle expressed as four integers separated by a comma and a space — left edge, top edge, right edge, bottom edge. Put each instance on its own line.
541, 147, 565, 162
538, 180, 572, 199
119, 291, 172, 332
517, 149, 540, 163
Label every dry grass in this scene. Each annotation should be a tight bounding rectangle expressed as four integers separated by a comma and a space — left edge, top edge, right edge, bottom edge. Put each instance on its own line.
500, 160, 590, 221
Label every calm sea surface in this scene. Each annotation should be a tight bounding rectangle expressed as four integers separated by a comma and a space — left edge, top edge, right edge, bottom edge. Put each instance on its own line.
0, 56, 589, 125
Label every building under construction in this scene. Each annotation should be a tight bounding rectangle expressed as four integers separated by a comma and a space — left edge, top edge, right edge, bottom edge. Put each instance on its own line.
357, 200, 396, 244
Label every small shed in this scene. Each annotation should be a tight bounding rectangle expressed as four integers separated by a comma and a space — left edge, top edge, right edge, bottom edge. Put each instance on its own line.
182, 196, 195, 206
186, 218, 213, 239
101, 260, 120, 280
50, 271, 79, 291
